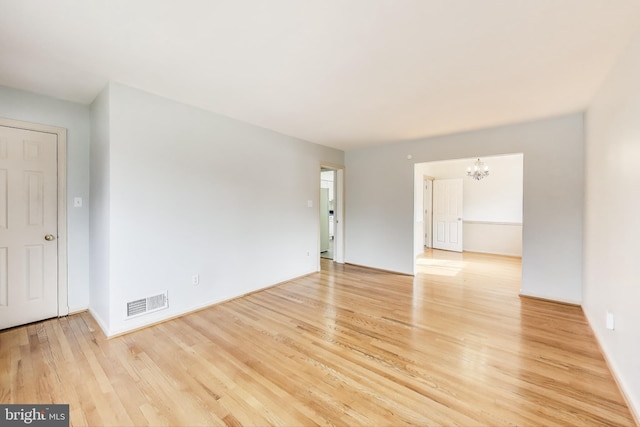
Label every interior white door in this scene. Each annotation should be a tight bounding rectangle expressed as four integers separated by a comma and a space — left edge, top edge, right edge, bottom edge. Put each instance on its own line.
0, 125, 59, 330
432, 179, 463, 252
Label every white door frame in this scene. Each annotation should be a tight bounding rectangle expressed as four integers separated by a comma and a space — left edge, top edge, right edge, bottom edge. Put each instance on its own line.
0, 117, 68, 317
319, 163, 345, 268
423, 176, 434, 248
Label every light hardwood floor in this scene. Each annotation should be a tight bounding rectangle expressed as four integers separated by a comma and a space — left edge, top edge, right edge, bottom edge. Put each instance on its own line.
0, 250, 635, 426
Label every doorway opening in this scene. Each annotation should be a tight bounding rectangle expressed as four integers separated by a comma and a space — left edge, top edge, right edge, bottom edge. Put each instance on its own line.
319, 164, 344, 270
413, 154, 524, 277
320, 169, 335, 260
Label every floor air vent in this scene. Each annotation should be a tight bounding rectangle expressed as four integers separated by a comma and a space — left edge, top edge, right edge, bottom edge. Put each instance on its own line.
126, 291, 168, 319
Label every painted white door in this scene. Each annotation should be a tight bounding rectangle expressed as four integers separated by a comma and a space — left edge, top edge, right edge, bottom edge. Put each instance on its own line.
432, 179, 463, 252
0, 125, 59, 330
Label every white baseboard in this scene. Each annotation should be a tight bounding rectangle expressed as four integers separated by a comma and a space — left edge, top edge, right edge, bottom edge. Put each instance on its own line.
67, 306, 88, 316
583, 310, 640, 425
519, 290, 581, 306
87, 308, 111, 337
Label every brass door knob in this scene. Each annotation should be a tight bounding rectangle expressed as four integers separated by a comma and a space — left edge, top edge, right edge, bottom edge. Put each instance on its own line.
44, 234, 56, 241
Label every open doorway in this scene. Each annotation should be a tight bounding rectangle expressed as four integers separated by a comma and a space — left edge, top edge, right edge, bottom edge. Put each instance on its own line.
320, 169, 335, 260
319, 164, 344, 269
413, 154, 524, 275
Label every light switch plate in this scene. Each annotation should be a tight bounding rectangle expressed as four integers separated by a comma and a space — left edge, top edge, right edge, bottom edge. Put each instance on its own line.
606, 311, 615, 330
74, 197, 83, 207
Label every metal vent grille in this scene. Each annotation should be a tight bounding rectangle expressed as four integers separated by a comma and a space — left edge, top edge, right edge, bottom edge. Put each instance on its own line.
126, 291, 168, 319
127, 298, 147, 317
147, 293, 167, 311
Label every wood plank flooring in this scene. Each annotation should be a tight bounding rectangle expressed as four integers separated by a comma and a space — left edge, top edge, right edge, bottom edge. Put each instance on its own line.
0, 250, 635, 426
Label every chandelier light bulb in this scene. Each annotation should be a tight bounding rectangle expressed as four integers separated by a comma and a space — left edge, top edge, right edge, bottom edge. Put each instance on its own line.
467, 158, 489, 181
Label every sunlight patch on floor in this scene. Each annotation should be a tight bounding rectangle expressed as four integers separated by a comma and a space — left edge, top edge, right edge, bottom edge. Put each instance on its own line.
415, 257, 467, 276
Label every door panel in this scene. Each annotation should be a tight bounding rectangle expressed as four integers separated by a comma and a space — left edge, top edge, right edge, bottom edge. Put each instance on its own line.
0, 126, 58, 330
433, 179, 463, 252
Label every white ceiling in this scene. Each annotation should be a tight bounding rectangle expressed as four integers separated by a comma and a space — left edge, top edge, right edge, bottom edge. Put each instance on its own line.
1, 0, 640, 150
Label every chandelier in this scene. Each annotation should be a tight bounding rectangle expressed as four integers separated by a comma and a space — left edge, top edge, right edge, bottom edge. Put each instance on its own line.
467, 158, 489, 181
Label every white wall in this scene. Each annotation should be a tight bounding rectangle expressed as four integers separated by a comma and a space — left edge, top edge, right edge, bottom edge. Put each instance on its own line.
346, 114, 584, 303
414, 154, 523, 256
0, 86, 91, 312
91, 82, 343, 336
89, 86, 111, 329
462, 223, 522, 257
584, 27, 640, 418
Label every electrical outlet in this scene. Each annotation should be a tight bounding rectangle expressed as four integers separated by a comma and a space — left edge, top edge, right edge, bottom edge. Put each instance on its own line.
306, 251, 310, 256
192, 274, 199, 286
